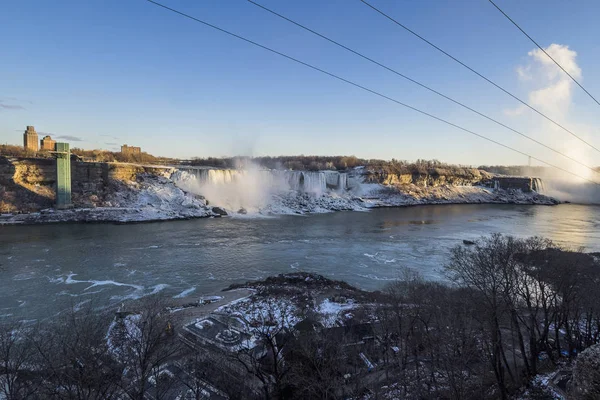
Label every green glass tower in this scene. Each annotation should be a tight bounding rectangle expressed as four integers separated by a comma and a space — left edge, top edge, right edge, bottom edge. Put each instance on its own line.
55, 142, 72, 208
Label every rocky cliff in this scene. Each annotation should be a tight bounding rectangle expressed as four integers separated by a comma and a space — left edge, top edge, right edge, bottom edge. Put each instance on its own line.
0, 157, 180, 212
362, 168, 494, 187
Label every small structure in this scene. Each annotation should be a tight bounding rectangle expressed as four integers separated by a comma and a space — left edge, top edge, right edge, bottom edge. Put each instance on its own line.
40, 135, 56, 151
490, 176, 545, 193
23, 126, 39, 152
183, 316, 251, 352
55, 142, 72, 208
121, 144, 141, 155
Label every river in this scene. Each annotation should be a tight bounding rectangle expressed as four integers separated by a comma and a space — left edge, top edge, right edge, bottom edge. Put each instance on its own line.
1, 204, 599, 321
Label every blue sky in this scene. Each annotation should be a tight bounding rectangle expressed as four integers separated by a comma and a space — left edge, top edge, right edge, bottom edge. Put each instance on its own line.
1, 0, 599, 169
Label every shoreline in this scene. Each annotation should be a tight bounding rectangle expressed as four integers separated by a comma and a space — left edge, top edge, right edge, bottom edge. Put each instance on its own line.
0, 194, 559, 226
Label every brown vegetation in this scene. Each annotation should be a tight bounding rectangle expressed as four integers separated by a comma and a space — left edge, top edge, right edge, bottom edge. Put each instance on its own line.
0, 145, 49, 159
479, 165, 549, 177
190, 155, 485, 178
0, 143, 176, 165
70, 148, 175, 165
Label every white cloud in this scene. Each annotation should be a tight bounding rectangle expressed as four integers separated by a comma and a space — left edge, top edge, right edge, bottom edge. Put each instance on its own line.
505, 44, 579, 120
516, 65, 532, 81
503, 104, 526, 117
505, 43, 597, 181
528, 44, 581, 81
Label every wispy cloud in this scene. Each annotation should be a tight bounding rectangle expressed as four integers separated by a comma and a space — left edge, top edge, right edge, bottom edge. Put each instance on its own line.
39, 132, 85, 142
2, 97, 33, 104
100, 134, 120, 140
105, 142, 118, 146
0, 102, 25, 110
56, 135, 84, 142
0, 96, 32, 110
503, 104, 526, 117
515, 65, 532, 81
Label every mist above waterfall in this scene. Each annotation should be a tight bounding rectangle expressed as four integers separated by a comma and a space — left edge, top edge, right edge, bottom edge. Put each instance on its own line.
510, 167, 600, 204
543, 179, 600, 204
172, 164, 349, 213
481, 166, 600, 204
173, 165, 280, 212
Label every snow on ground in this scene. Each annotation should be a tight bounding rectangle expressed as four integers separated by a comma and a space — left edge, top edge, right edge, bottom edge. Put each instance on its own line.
215, 297, 302, 328
106, 313, 142, 360
317, 298, 357, 327
224, 183, 555, 217
257, 184, 554, 216
360, 184, 556, 208
518, 372, 566, 399
172, 168, 556, 218
258, 191, 368, 215
0, 174, 217, 225
194, 319, 214, 330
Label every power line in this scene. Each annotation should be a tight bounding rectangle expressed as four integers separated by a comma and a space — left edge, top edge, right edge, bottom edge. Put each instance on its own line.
144, 0, 598, 185
359, 0, 600, 155
489, 0, 600, 108
246, 0, 599, 177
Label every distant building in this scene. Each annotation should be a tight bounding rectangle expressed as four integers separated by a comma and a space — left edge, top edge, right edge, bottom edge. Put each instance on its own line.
23, 126, 39, 152
121, 144, 141, 155
40, 135, 56, 151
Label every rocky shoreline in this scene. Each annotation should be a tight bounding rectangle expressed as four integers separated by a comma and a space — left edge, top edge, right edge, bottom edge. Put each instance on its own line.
0, 181, 558, 225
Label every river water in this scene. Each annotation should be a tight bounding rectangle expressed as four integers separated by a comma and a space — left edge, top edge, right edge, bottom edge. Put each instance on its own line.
1, 204, 599, 320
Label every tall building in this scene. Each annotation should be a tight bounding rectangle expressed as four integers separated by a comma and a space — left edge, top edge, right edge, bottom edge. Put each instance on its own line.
23, 126, 39, 152
40, 135, 56, 151
121, 144, 141, 155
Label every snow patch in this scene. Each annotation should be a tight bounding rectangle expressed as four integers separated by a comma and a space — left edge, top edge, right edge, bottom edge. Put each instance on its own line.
173, 287, 196, 299
317, 298, 357, 327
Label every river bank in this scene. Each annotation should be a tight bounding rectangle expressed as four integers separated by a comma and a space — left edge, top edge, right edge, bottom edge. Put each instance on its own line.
0, 173, 557, 225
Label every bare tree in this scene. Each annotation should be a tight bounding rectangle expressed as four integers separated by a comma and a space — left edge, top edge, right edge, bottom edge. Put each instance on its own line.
234, 299, 295, 400
110, 296, 184, 400
572, 343, 600, 399
27, 303, 123, 400
285, 329, 349, 400
0, 320, 40, 400
445, 234, 525, 399
177, 350, 250, 400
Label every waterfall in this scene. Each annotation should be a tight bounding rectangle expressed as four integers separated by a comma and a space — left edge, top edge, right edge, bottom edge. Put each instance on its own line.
171, 167, 352, 213
282, 171, 327, 193
338, 173, 348, 191
180, 168, 245, 186
174, 167, 332, 195
300, 171, 327, 194
532, 178, 545, 194
324, 171, 348, 191
325, 171, 339, 187
286, 171, 303, 192
209, 169, 245, 185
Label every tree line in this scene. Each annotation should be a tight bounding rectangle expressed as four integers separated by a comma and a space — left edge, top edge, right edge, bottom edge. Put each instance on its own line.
3, 144, 542, 180
189, 155, 481, 175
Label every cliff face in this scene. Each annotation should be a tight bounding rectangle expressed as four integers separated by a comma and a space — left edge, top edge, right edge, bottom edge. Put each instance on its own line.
362, 168, 494, 187
0, 157, 174, 212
